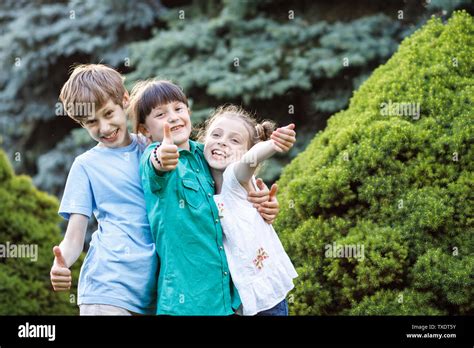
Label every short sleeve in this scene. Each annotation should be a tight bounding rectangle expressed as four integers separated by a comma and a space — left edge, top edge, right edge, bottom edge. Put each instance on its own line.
58, 159, 94, 220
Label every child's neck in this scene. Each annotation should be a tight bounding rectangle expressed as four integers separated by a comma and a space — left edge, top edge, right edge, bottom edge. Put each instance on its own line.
177, 140, 190, 151
211, 168, 224, 194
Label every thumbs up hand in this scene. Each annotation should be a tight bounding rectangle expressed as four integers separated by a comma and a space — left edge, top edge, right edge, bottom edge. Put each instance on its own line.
269, 183, 278, 201
270, 123, 296, 153
162, 122, 174, 146
50, 246, 72, 291
257, 183, 280, 225
247, 179, 280, 225
155, 122, 179, 172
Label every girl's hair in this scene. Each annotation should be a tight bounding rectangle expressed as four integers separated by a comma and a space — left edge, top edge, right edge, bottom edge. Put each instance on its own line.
128, 79, 188, 133
198, 104, 275, 150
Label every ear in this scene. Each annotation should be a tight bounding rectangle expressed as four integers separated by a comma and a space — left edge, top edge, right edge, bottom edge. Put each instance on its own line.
138, 123, 151, 139
122, 91, 130, 109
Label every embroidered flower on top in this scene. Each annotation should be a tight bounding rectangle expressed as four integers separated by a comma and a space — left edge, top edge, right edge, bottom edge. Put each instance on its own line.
253, 247, 269, 270
217, 202, 225, 218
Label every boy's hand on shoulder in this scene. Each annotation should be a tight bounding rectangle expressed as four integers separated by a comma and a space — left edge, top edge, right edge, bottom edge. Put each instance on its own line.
247, 178, 270, 205
156, 122, 179, 172
270, 123, 296, 153
50, 246, 72, 292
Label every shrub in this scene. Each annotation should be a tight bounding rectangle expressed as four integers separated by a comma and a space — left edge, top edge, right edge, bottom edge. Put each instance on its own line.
275, 11, 473, 315
0, 149, 81, 314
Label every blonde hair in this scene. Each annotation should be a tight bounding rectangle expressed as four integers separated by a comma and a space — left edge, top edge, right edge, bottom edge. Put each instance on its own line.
198, 104, 275, 150
128, 79, 189, 134
59, 64, 126, 123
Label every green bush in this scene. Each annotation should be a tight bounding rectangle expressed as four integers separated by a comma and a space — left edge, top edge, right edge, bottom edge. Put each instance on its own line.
275, 11, 473, 315
0, 149, 81, 314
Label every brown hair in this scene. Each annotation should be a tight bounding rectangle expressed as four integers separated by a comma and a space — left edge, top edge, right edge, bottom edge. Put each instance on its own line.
198, 104, 275, 150
59, 64, 126, 123
129, 79, 189, 133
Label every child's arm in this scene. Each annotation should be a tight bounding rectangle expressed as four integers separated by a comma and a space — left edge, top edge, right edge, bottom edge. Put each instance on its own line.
234, 123, 296, 186
242, 124, 295, 223
234, 140, 278, 185
50, 213, 88, 291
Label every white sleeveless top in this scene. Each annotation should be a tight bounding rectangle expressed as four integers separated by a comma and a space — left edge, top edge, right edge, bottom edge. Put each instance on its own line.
213, 162, 298, 315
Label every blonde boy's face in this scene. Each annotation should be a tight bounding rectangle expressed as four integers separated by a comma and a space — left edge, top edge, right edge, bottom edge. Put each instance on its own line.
81, 95, 130, 149
204, 115, 250, 171
140, 101, 192, 149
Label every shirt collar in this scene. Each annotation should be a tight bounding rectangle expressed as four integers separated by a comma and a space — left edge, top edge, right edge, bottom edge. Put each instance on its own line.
178, 139, 201, 155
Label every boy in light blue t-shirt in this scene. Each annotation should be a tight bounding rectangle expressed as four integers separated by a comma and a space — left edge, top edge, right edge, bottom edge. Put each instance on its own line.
50, 64, 158, 315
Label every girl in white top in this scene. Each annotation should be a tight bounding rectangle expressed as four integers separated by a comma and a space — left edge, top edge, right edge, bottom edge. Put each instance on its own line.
201, 105, 298, 316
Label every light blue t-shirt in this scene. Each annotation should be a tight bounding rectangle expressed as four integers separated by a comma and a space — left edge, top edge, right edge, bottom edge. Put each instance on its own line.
59, 133, 158, 314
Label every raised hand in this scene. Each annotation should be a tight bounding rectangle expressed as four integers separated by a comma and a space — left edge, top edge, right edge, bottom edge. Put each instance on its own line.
50, 246, 72, 291
156, 122, 179, 172
270, 123, 296, 153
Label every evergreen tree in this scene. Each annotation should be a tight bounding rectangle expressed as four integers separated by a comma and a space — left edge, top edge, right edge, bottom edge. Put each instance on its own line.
0, 0, 470, 197
0, 0, 164, 176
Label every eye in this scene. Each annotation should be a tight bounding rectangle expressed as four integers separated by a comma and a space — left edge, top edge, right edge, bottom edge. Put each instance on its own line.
105, 111, 113, 117
155, 112, 165, 118
86, 120, 96, 125
231, 138, 240, 144
176, 107, 183, 112
211, 133, 220, 138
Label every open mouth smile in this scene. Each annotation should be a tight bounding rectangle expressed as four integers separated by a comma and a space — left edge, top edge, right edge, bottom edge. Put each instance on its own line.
101, 129, 119, 142
211, 149, 227, 160
170, 125, 184, 132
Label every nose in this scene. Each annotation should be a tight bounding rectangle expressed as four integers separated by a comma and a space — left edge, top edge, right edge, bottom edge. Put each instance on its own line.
167, 111, 179, 123
99, 120, 112, 135
217, 140, 227, 147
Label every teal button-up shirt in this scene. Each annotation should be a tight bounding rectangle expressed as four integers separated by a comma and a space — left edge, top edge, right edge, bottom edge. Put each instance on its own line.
140, 140, 240, 315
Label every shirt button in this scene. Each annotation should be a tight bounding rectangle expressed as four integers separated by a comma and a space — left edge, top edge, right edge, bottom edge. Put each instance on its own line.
196, 169, 200, 173
219, 246, 224, 250
223, 271, 228, 276
215, 219, 219, 223
208, 193, 211, 197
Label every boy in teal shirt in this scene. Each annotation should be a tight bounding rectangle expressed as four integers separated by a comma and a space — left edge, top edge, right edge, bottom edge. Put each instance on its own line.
130, 80, 285, 315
